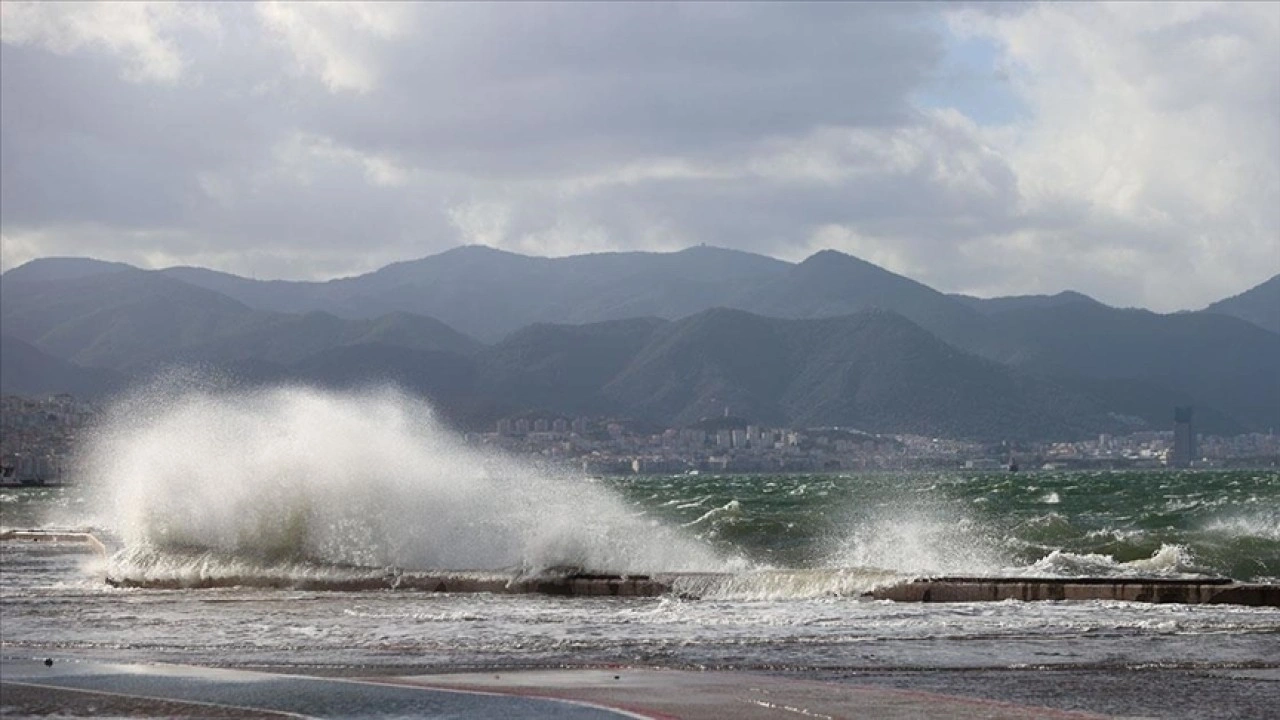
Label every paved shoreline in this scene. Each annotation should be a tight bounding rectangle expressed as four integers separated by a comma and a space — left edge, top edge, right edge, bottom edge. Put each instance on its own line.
5, 658, 1278, 719
0, 659, 1110, 719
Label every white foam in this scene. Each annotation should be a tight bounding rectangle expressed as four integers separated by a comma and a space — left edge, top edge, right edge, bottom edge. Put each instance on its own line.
78, 381, 742, 577
827, 505, 1011, 576
1202, 512, 1280, 541
668, 568, 904, 601
1017, 544, 1203, 578
682, 500, 742, 530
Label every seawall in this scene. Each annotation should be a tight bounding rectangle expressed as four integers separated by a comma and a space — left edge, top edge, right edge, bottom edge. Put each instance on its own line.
102, 571, 1280, 607
4, 532, 1277, 607
867, 576, 1280, 606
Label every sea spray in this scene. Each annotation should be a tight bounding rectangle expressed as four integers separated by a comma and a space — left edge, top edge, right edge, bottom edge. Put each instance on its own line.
825, 500, 1012, 576
667, 568, 904, 601
53, 395, 1280, 591
76, 381, 741, 579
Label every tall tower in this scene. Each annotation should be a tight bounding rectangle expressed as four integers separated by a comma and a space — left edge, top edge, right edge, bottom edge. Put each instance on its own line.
1172, 406, 1195, 468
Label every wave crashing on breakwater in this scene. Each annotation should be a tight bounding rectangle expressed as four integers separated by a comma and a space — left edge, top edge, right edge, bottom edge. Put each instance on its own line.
58, 380, 1277, 595
78, 382, 739, 578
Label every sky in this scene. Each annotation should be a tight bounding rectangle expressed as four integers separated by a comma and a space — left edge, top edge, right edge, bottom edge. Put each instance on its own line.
1, 2, 1277, 311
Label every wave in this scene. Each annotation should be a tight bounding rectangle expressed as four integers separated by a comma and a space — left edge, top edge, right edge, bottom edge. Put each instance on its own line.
76, 381, 743, 576
102, 546, 908, 600
103, 545, 404, 588
1014, 544, 1206, 579
666, 568, 904, 601
826, 506, 1012, 576
682, 500, 743, 533
61, 381, 1276, 590
1202, 513, 1280, 542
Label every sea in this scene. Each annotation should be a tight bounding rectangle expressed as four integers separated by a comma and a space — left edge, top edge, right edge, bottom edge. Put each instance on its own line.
1, 386, 1277, 686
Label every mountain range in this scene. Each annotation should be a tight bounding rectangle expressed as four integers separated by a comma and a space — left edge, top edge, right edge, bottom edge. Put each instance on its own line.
2, 246, 1276, 440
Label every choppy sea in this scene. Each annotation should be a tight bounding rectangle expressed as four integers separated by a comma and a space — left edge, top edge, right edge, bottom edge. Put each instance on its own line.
2, 386, 1277, 677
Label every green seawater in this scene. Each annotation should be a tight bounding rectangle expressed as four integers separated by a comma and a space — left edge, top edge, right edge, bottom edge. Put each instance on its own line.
604, 470, 1280, 582
3, 470, 1277, 582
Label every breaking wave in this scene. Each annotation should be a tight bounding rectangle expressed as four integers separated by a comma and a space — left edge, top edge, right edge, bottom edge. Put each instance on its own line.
1016, 544, 1204, 578
826, 505, 1011, 576
57, 380, 1276, 593
77, 381, 741, 579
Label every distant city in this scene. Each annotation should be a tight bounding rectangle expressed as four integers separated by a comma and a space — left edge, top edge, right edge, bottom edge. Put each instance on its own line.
6, 393, 1275, 485
1, 394, 97, 484
471, 406, 1278, 474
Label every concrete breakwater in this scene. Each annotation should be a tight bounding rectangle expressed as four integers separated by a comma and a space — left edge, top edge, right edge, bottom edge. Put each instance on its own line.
4, 532, 1277, 606
868, 576, 1280, 607
104, 570, 1280, 607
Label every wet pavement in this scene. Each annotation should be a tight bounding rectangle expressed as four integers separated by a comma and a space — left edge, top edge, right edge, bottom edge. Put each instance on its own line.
0, 658, 641, 719
1, 658, 1131, 719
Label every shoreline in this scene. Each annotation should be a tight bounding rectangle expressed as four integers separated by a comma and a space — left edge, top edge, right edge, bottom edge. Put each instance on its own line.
4, 657, 1278, 719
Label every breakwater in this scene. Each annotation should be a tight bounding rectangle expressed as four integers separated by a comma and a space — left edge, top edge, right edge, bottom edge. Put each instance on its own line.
4, 532, 1276, 606
868, 576, 1280, 606
103, 567, 1280, 607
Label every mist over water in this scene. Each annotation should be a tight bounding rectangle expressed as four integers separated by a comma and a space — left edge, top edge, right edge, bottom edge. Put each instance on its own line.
74, 381, 737, 578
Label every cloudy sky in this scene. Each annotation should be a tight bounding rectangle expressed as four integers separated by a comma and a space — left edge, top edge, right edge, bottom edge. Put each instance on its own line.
1, 2, 1276, 311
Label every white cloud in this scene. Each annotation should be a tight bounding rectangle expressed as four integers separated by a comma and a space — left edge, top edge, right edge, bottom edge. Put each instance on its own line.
759, 3, 1279, 309
0, 1, 218, 83
271, 131, 410, 188
255, 1, 409, 93
558, 159, 728, 197
446, 202, 512, 249
0, 229, 44, 273
939, 2, 1280, 309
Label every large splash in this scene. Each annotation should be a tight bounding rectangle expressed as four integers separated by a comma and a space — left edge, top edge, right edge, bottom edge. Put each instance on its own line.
826, 506, 1011, 575
76, 381, 740, 579
57, 385, 1273, 597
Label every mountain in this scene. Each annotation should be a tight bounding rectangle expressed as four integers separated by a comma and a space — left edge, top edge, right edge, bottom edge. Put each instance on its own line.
161, 245, 791, 341
0, 266, 481, 373
732, 249, 989, 347
0, 257, 134, 285
601, 308, 1119, 440
1204, 274, 1280, 335
4, 249, 1277, 437
171, 310, 482, 367
156, 245, 999, 353
0, 334, 124, 399
157, 266, 328, 316
951, 290, 1102, 315
0, 267, 262, 369
976, 303, 1280, 433
478, 317, 667, 417
0, 259, 1135, 439
159, 245, 990, 347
